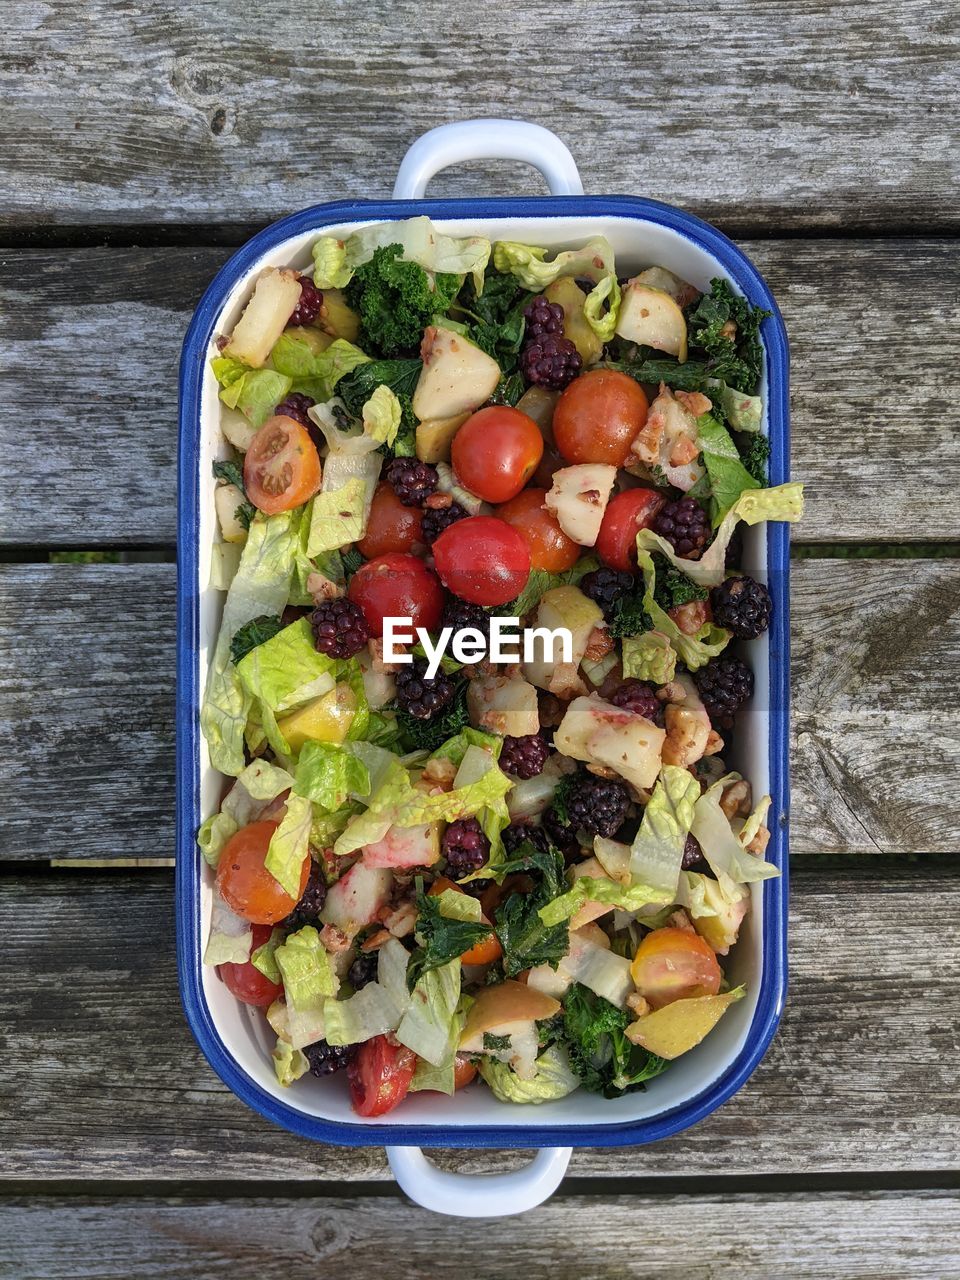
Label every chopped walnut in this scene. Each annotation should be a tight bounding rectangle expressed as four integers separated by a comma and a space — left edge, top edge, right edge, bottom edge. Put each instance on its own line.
720, 778, 752, 820
668, 600, 710, 636
666, 908, 695, 933
627, 992, 650, 1018
662, 703, 710, 767
306, 570, 343, 602
368, 636, 406, 673
746, 824, 771, 856
703, 730, 725, 757
421, 756, 458, 791
538, 693, 565, 728
382, 899, 418, 938
584, 626, 614, 661
675, 390, 713, 418
360, 928, 392, 952
720, 320, 738, 341
318, 924, 351, 954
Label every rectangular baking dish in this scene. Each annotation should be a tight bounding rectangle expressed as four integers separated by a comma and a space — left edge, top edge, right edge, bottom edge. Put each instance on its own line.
177, 121, 791, 1215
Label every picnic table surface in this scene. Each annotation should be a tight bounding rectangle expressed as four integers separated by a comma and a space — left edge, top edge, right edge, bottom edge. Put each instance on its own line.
2, 1, 959, 1275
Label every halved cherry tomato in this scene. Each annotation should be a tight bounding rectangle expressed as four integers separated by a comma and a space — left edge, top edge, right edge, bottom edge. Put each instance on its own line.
243, 415, 322, 514
347, 551, 444, 637
215, 820, 309, 925
453, 1054, 478, 1090
451, 406, 544, 504
348, 1035, 417, 1117
495, 488, 580, 572
432, 515, 531, 607
630, 926, 722, 1010
552, 369, 650, 467
218, 923, 284, 1007
595, 487, 667, 571
357, 482, 425, 559
429, 877, 503, 966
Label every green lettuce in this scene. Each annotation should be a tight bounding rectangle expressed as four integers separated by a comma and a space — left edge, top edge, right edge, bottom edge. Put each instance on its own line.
739, 794, 772, 849
409, 1001, 469, 1095
272, 1038, 310, 1087
493, 236, 619, 338
696, 413, 761, 525
270, 334, 370, 402
197, 758, 294, 867
203, 896, 253, 965
309, 449, 382, 554
265, 793, 313, 898
362, 384, 401, 447
538, 875, 670, 927
274, 926, 339, 1047
323, 982, 404, 1046
396, 958, 462, 1066
429, 727, 502, 766
293, 740, 371, 811
212, 358, 293, 427
478, 1043, 579, 1104
635, 549, 732, 672
628, 765, 702, 897
312, 215, 492, 295
236, 617, 339, 760
621, 631, 677, 684
690, 777, 779, 891
636, 482, 805, 589
251, 927, 284, 983
200, 511, 301, 776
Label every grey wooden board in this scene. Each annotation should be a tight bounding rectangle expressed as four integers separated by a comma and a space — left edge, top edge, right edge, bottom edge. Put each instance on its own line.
3, 558, 958, 862
2, 1190, 958, 1279
2, 241, 959, 546
2, 864, 958, 1181
1, 1, 958, 234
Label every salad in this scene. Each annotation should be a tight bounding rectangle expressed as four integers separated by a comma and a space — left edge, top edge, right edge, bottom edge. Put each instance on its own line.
199, 217, 803, 1116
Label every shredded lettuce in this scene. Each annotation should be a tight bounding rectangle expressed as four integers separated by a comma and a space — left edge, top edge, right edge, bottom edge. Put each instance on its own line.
539, 875, 670, 927
739, 793, 772, 849
323, 981, 404, 1046
197, 758, 294, 867
293, 740, 371, 812
396, 958, 462, 1066
270, 334, 370, 402
312, 215, 492, 295
309, 449, 382, 553
265, 792, 313, 898
628, 766, 702, 898
272, 1039, 310, 1086
635, 548, 732, 672
621, 630, 677, 684
478, 1043, 579, 1104
696, 413, 761, 525
236, 617, 339, 759
362, 384, 401, 448
274, 926, 338, 1048
251, 927, 284, 983
690, 777, 779, 890
212, 358, 292, 427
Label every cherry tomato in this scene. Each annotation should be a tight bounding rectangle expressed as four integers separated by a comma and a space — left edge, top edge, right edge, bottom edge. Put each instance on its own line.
218, 923, 283, 1008
357, 482, 425, 559
432, 516, 531, 607
243, 415, 322, 514
348, 1035, 417, 1117
453, 1054, 478, 1090
630, 926, 722, 1010
595, 487, 667, 571
348, 552, 444, 637
495, 488, 580, 572
216, 820, 310, 925
451, 406, 544, 504
553, 369, 650, 467
429, 877, 503, 965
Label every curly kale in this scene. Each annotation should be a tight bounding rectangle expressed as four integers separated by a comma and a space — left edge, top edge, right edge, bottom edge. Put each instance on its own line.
652, 555, 708, 611
345, 244, 462, 357
563, 983, 668, 1098
735, 430, 771, 484
455, 269, 535, 374
685, 279, 771, 395
493, 842, 570, 977
230, 615, 284, 665
337, 356, 422, 455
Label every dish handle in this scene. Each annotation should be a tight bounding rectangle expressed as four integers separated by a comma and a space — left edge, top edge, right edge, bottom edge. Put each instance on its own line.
385, 1144, 572, 1217
392, 119, 584, 199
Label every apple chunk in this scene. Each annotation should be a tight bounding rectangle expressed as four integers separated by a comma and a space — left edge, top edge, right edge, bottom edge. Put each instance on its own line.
554, 694, 665, 791
616, 282, 688, 362
222, 268, 303, 368
412, 326, 501, 422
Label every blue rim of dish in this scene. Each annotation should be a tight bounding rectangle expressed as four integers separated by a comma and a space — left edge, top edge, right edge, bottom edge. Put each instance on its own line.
177, 194, 790, 1149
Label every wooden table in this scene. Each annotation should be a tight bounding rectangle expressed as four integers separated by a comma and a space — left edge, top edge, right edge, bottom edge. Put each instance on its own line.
2, 2, 959, 1274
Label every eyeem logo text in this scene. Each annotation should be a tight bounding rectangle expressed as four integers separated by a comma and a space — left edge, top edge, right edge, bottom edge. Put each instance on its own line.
383, 616, 573, 679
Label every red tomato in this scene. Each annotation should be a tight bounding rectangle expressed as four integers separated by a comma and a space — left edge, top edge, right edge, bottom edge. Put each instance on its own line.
218, 923, 283, 1008
348, 1035, 417, 1117
357, 482, 425, 559
630, 927, 722, 1010
348, 552, 444, 637
595, 487, 667, 571
451, 406, 544, 504
243, 415, 322, 514
453, 1054, 478, 1090
495, 488, 580, 572
432, 516, 531, 607
553, 369, 650, 466
216, 820, 310, 925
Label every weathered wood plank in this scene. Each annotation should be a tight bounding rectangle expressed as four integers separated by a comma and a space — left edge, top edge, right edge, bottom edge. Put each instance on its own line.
2, 1, 958, 233
2, 865, 958, 1181
3, 558, 957, 861
3, 1190, 957, 1278
2, 241, 959, 545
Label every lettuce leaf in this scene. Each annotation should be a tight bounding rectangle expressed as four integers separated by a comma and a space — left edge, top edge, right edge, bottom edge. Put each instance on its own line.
212, 359, 293, 427
312, 215, 492, 295
362, 384, 401, 448
690, 777, 779, 890
203, 895, 253, 965
493, 237, 619, 339
293, 740, 371, 812
265, 792, 313, 898
323, 981, 404, 1046
738, 794, 773, 849
620, 630, 677, 684
628, 765, 702, 897
635, 549, 732, 672
275, 926, 339, 1047
428, 726, 503, 766
396, 958, 462, 1066
477, 1043, 579, 1104
272, 1038, 310, 1087
696, 413, 761, 525
714, 381, 763, 432
538, 875, 670, 927
251, 927, 284, 983
309, 449, 382, 554
197, 758, 294, 867
270, 334, 370, 402
200, 511, 301, 776
409, 1000, 469, 1095
236, 617, 339, 759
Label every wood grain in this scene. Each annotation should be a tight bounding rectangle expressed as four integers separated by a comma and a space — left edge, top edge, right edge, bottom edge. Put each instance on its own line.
1, 1, 957, 234
2, 1190, 957, 1279
2, 864, 958, 1182
2, 241, 959, 545
3, 558, 957, 862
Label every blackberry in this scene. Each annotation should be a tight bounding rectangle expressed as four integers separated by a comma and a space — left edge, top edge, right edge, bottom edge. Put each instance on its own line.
523, 296, 565, 340
281, 861, 327, 930
710, 575, 772, 640
421, 500, 468, 545
395, 660, 455, 719
542, 806, 581, 861
681, 833, 709, 872
347, 949, 380, 991
502, 821, 550, 856
310, 598, 369, 659
440, 598, 490, 657
289, 274, 324, 327
521, 333, 582, 390
443, 817, 489, 876
499, 734, 549, 779
653, 497, 711, 560
304, 1038, 356, 1077
610, 679, 665, 727
580, 567, 635, 621
565, 774, 631, 838
275, 391, 316, 430
385, 457, 438, 507
694, 655, 754, 727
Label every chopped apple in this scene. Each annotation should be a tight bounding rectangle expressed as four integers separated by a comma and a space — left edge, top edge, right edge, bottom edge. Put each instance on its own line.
220, 407, 259, 453
214, 483, 249, 544
460, 980, 560, 1047
276, 684, 355, 751
467, 673, 540, 736
362, 822, 441, 870
415, 411, 471, 464
625, 987, 745, 1059
616, 282, 688, 363
544, 464, 617, 546
320, 862, 393, 934
690, 878, 751, 955
633, 266, 699, 309
523, 586, 602, 691
544, 276, 603, 365
316, 288, 360, 342
283, 324, 334, 355
222, 268, 302, 368
554, 694, 665, 791
412, 326, 501, 422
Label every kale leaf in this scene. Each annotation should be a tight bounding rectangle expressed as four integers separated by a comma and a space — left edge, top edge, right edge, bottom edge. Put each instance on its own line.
608, 592, 654, 639
345, 244, 462, 357
230, 614, 284, 665
685, 278, 770, 395
489, 371, 526, 406
456, 269, 535, 374
407, 878, 491, 987
652, 555, 708, 611
493, 843, 569, 977
736, 430, 771, 485
212, 459, 256, 531
337, 356, 422, 454
563, 982, 668, 1098
483, 1032, 512, 1052
396, 679, 470, 753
